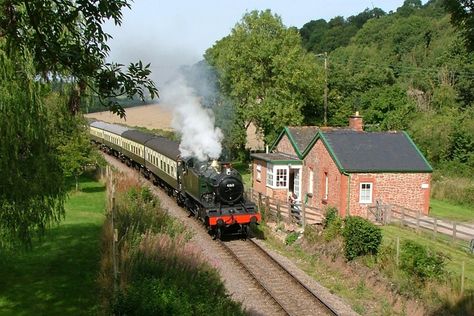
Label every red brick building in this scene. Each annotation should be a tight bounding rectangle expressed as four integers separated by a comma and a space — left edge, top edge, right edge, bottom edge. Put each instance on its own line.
251, 114, 433, 217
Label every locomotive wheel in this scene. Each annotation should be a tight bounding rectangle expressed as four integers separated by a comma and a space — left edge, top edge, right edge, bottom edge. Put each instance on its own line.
243, 225, 251, 239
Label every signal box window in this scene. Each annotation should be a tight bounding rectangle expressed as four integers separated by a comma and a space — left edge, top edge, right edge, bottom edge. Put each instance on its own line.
359, 183, 373, 204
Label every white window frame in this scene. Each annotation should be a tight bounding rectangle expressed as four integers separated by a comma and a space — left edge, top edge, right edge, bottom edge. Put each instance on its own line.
324, 173, 329, 200
359, 182, 373, 204
256, 164, 262, 182
275, 167, 288, 188
266, 163, 274, 186
308, 170, 314, 195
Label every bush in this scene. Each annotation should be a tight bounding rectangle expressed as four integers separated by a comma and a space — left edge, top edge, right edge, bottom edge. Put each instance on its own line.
285, 232, 299, 245
323, 207, 338, 229
342, 216, 382, 260
400, 240, 447, 283
323, 216, 343, 241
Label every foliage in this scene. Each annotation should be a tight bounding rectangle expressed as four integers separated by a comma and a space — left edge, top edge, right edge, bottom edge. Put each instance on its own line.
342, 216, 382, 260
300, 8, 386, 53
323, 216, 343, 242
100, 178, 243, 315
0, 0, 158, 116
285, 231, 299, 245
323, 206, 338, 228
443, 0, 474, 52
0, 51, 65, 247
205, 10, 324, 149
400, 240, 448, 282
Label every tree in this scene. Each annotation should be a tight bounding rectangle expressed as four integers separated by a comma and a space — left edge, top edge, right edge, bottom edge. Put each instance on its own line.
205, 10, 324, 149
0, 0, 158, 117
0, 1, 157, 246
443, 0, 474, 52
0, 52, 66, 246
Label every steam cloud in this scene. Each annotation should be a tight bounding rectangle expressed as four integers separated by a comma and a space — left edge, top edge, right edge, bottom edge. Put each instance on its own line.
161, 76, 223, 161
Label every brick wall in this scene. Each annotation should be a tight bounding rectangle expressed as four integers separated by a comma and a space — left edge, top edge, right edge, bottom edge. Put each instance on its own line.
300, 139, 346, 215
252, 159, 288, 200
252, 159, 267, 195
275, 135, 297, 156
348, 173, 432, 217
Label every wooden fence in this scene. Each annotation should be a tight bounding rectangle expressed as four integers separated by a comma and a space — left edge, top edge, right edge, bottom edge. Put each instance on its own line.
368, 202, 474, 251
246, 189, 325, 228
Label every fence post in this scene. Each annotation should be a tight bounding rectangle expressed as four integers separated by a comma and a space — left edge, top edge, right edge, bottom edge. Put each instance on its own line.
302, 203, 306, 229
401, 207, 405, 226
453, 223, 457, 243
265, 196, 270, 220
416, 210, 420, 232
396, 237, 400, 267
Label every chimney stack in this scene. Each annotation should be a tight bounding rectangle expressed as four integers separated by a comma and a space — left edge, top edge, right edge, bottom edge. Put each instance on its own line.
349, 111, 363, 131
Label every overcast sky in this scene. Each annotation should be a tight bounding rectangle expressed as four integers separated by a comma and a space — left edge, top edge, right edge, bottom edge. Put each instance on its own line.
104, 0, 423, 85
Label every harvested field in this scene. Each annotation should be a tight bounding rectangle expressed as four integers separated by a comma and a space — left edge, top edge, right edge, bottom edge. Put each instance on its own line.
85, 104, 264, 150
85, 103, 174, 131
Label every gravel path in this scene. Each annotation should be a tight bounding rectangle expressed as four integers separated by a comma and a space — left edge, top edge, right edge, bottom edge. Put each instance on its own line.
104, 154, 357, 315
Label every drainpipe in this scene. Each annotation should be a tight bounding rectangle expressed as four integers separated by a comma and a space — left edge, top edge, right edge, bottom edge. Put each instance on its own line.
343, 171, 351, 216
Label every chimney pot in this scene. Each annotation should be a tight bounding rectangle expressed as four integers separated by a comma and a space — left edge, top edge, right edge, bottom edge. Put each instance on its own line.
349, 112, 363, 131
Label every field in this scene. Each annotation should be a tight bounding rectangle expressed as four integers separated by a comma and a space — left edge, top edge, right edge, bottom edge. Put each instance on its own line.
85, 103, 174, 131
0, 174, 105, 315
86, 104, 264, 150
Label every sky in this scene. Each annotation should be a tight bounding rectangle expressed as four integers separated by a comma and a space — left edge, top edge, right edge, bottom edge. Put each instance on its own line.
104, 0, 420, 85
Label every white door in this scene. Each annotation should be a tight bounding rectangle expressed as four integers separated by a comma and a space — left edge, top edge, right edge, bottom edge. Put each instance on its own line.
293, 169, 301, 201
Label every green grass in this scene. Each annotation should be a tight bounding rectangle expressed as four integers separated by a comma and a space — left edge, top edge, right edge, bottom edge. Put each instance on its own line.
429, 199, 474, 222
381, 224, 474, 291
0, 174, 106, 315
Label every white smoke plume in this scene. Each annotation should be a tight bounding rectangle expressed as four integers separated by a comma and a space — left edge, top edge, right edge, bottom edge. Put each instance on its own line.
161, 76, 223, 162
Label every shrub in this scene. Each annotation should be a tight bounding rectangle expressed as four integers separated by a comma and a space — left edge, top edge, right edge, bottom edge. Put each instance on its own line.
323, 207, 338, 228
342, 216, 382, 260
285, 232, 299, 245
400, 240, 448, 283
323, 216, 343, 241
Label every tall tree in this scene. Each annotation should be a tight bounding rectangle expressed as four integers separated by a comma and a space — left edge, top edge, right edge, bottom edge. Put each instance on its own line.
0, 1, 157, 246
0, 0, 158, 116
205, 10, 324, 148
443, 0, 474, 52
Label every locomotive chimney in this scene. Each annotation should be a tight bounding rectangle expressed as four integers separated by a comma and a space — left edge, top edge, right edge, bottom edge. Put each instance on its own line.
349, 111, 363, 131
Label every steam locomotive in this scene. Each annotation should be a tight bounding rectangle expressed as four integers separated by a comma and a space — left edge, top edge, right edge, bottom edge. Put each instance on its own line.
89, 120, 260, 239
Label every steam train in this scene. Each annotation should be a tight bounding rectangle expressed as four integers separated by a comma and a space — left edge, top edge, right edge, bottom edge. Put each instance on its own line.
89, 120, 260, 239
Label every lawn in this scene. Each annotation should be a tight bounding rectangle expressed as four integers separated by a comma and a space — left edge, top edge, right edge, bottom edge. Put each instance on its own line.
429, 199, 474, 223
0, 174, 106, 315
381, 224, 474, 291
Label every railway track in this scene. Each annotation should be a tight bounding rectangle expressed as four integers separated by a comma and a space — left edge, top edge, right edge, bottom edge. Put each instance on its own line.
219, 238, 339, 316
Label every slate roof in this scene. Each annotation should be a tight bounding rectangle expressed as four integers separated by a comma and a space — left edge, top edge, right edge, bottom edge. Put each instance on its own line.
145, 137, 180, 160
122, 130, 155, 145
270, 126, 432, 173
286, 126, 320, 154
321, 130, 432, 172
251, 152, 301, 164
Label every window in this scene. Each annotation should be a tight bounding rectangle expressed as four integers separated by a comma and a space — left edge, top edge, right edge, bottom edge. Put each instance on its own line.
324, 172, 329, 200
266, 163, 273, 186
276, 168, 287, 187
256, 164, 261, 182
359, 183, 373, 204
308, 171, 314, 194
